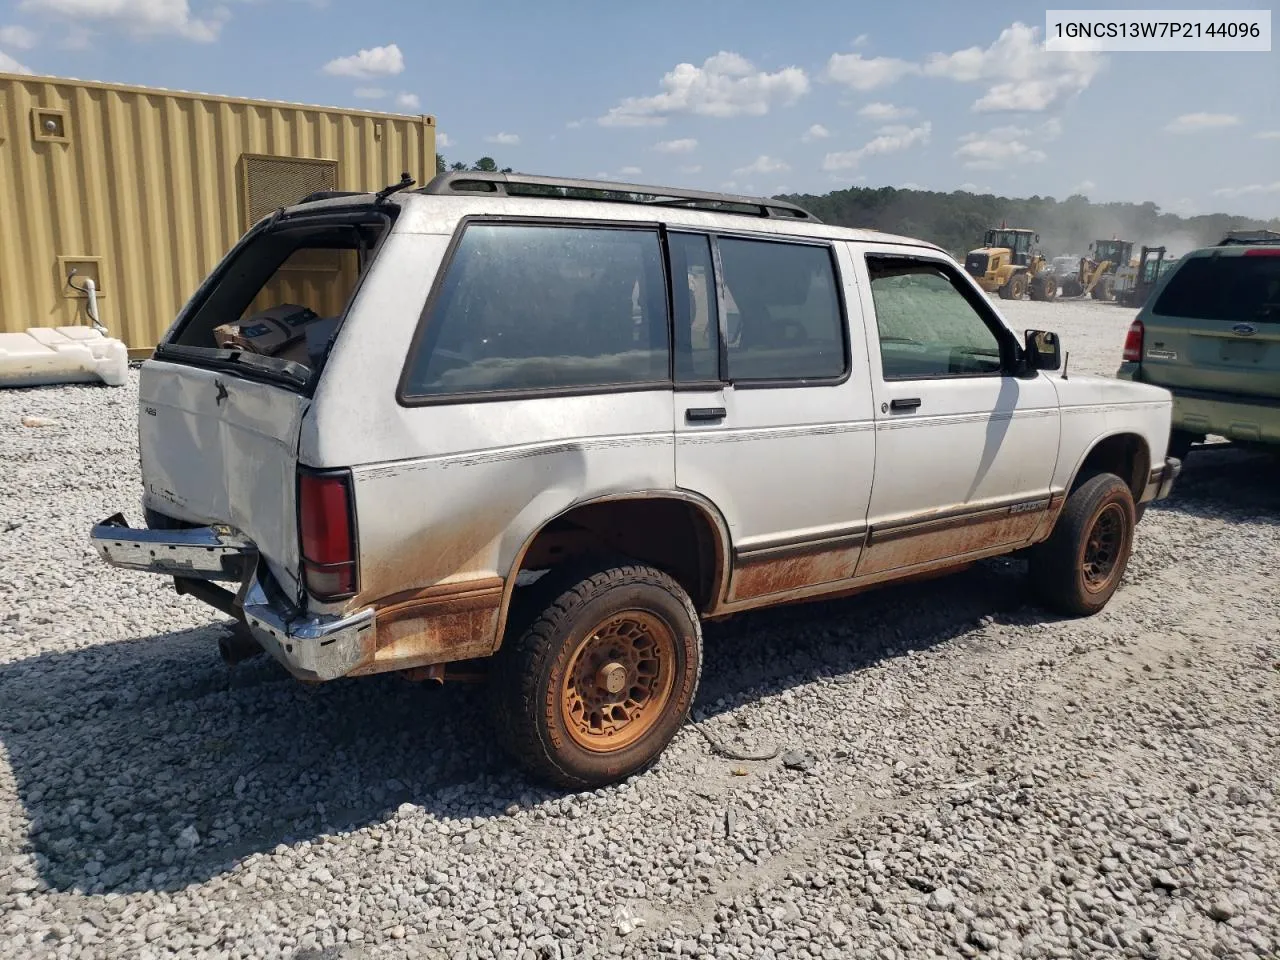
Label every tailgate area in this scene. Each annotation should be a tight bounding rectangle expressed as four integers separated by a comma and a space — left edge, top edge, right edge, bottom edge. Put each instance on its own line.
139, 360, 307, 598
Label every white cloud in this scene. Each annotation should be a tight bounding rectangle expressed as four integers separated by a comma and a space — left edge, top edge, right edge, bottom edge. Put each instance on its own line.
0, 49, 32, 71
900, 181, 922, 190
20, 0, 225, 41
395, 92, 420, 110
852, 33, 869, 48
802, 123, 830, 142
353, 87, 386, 99
954, 126, 1048, 169
1071, 179, 1096, 193
857, 101, 915, 121
322, 43, 404, 79
822, 121, 931, 171
1165, 112, 1240, 134
57, 24, 90, 47
734, 155, 789, 175
825, 52, 917, 91
619, 166, 643, 176
486, 132, 520, 145
1211, 182, 1280, 199
958, 182, 993, 193
0, 24, 38, 48
1255, 130, 1280, 140
923, 22, 1102, 112
653, 137, 698, 153
436, 131, 452, 148
599, 51, 809, 126
566, 119, 584, 129
679, 164, 702, 174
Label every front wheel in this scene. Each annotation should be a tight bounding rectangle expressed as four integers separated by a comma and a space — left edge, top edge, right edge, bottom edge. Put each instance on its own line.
1029, 473, 1136, 616
490, 562, 703, 789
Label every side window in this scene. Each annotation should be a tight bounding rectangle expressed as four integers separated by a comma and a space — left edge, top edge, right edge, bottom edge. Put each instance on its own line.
866, 257, 1005, 380
718, 237, 846, 382
669, 232, 719, 382
402, 224, 669, 398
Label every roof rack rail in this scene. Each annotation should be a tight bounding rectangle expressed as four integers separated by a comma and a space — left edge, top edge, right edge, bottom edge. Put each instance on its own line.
1218, 229, 1280, 246
296, 189, 367, 205
418, 172, 820, 222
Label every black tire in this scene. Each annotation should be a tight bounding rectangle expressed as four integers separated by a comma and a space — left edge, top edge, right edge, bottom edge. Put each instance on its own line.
1029, 275, 1046, 301
998, 276, 1018, 300
1029, 473, 1136, 616
1061, 277, 1084, 298
1041, 275, 1058, 301
1091, 276, 1114, 301
490, 562, 702, 789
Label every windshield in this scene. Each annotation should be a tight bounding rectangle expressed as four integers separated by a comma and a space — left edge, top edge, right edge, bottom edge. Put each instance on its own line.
1153, 254, 1280, 323
986, 231, 1031, 252
1095, 241, 1127, 263
161, 213, 388, 387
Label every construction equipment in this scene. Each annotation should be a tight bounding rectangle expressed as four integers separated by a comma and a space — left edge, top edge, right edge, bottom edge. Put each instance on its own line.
1113, 246, 1180, 308
963, 226, 1057, 301
1061, 237, 1134, 300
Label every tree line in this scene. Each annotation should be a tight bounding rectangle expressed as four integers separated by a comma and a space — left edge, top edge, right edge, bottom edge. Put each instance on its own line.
775, 186, 1280, 260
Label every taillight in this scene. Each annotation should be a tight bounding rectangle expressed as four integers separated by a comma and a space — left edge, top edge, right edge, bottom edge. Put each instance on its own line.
1244, 248, 1280, 256
298, 469, 357, 600
1122, 319, 1144, 363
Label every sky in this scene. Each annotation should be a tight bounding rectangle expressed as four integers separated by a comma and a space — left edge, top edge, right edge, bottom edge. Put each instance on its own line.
1, 0, 1278, 218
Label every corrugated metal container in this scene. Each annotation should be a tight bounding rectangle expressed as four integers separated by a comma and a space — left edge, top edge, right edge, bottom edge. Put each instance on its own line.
0, 72, 435, 353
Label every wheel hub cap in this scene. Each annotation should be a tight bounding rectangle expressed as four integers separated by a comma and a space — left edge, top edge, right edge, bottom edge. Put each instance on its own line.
560, 611, 677, 753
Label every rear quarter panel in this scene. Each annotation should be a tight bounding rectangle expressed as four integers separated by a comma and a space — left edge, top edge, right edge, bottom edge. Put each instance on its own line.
1049, 375, 1172, 493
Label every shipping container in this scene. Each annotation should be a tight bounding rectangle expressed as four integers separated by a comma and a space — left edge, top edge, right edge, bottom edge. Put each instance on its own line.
0, 71, 435, 354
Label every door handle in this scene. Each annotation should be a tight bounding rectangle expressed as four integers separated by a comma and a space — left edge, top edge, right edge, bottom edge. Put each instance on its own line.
890, 397, 922, 412
685, 406, 727, 423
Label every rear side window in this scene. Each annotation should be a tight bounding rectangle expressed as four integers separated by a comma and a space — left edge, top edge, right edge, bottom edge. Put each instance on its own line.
718, 238, 846, 382
403, 224, 669, 398
1153, 254, 1280, 323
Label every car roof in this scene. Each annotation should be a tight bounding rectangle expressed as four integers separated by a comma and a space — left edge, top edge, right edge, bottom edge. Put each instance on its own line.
278, 175, 947, 255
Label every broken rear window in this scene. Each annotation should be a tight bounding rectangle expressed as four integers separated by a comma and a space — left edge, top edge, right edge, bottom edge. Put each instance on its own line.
164, 214, 388, 382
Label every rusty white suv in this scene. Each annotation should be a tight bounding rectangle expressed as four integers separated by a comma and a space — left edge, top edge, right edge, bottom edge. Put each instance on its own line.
91, 173, 1180, 788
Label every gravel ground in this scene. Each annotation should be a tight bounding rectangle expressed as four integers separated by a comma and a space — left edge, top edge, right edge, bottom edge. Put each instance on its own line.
1, 297, 1277, 960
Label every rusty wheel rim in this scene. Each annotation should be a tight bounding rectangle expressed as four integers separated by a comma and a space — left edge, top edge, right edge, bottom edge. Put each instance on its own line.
1082, 502, 1126, 591
560, 611, 677, 753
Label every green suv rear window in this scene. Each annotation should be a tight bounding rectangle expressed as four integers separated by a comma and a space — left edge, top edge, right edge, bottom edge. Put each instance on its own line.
1153, 255, 1280, 323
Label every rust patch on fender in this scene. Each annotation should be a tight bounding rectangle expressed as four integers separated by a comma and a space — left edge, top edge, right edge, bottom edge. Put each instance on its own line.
346, 576, 505, 677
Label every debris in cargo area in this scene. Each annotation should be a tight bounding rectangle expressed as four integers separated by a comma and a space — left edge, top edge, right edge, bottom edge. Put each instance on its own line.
0, 327, 128, 389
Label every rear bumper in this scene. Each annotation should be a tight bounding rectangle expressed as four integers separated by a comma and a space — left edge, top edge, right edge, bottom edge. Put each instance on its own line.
1116, 369, 1280, 446
89, 516, 374, 681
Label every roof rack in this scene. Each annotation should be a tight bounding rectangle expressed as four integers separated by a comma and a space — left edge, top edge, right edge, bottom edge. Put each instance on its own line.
418, 172, 821, 222
1218, 229, 1280, 246
296, 189, 368, 205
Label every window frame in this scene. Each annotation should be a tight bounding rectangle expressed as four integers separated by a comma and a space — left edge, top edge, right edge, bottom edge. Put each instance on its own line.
864, 252, 1021, 383
396, 215, 675, 407
691, 230, 852, 390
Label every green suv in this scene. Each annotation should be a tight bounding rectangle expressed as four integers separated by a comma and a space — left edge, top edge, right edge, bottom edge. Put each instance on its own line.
1117, 239, 1280, 459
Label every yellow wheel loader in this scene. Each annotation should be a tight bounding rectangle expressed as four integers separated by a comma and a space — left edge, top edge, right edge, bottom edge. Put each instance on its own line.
963, 227, 1057, 301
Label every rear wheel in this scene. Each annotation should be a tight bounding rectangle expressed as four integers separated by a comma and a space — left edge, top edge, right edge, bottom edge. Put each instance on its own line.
1030, 473, 1135, 616
1091, 276, 1114, 301
490, 562, 702, 789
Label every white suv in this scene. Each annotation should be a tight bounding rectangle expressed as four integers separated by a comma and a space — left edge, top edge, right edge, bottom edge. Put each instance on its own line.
91, 173, 1180, 788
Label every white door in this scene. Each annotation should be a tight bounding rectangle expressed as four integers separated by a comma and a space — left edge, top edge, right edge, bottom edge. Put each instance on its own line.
669, 232, 876, 606
850, 247, 1061, 577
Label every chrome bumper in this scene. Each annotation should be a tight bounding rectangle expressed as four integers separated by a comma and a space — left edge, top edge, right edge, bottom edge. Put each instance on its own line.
1143, 456, 1182, 503
90, 513, 253, 580
241, 577, 374, 681
89, 515, 374, 681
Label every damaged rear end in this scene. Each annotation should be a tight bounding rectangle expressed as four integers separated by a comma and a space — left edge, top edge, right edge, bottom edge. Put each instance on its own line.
91, 199, 393, 680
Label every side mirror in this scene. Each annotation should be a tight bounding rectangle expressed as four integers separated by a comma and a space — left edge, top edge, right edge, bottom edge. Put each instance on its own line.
1034, 234, 1040, 243
1024, 329, 1061, 371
